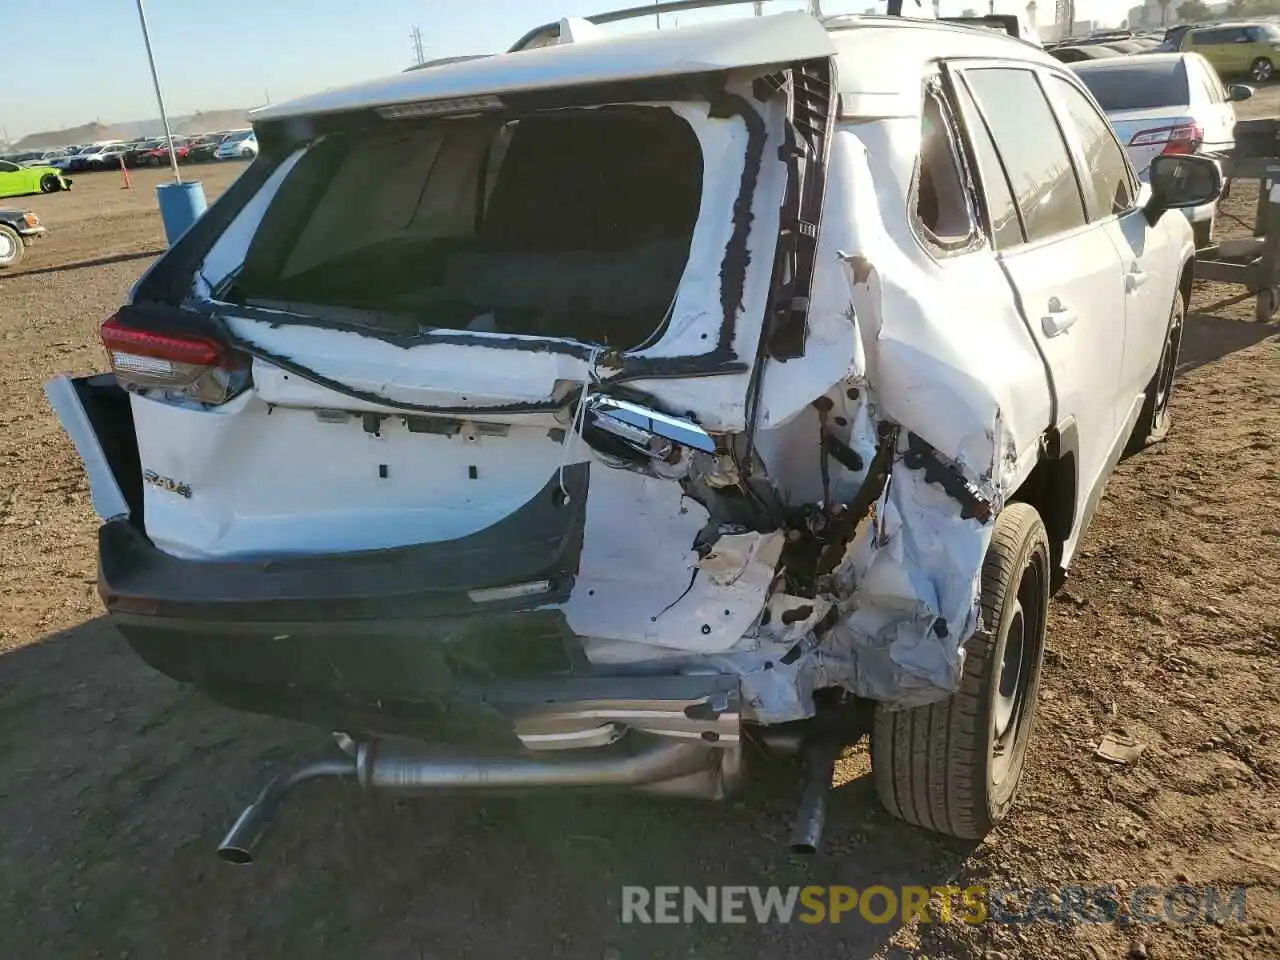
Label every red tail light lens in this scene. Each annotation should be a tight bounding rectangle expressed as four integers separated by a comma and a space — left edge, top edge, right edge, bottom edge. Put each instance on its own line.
1129, 122, 1203, 156
101, 313, 247, 404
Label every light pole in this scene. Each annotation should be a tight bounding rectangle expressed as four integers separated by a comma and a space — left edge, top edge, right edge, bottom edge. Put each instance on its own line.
132, 0, 208, 244
133, 0, 180, 184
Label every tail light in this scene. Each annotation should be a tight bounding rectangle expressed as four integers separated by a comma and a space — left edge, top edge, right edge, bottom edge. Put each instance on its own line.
1130, 122, 1203, 156
100, 313, 249, 404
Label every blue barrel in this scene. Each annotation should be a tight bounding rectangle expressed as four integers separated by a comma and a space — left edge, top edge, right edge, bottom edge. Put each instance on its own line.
156, 181, 209, 246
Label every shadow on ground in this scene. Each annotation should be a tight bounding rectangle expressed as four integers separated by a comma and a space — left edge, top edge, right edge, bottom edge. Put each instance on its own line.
1181, 310, 1279, 374
7, 248, 164, 279
0, 618, 978, 959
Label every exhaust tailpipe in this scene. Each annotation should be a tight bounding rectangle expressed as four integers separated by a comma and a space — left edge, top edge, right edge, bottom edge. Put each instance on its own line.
218, 736, 721, 864
789, 739, 841, 855
217, 759, 356, 864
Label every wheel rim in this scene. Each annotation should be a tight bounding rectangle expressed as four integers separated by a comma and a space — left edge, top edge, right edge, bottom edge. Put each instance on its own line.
994, 603, 1025, 738
0, 233, 14, 261
990, 556, 1047, 787
1255, 60, 1273, 81
1153, 309, 1183, 419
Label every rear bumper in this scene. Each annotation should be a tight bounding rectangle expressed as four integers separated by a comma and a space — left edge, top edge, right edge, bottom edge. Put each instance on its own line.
96, 493, 741, 746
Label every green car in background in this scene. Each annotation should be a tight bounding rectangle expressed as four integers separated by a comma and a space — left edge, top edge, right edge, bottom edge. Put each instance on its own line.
0, 159, 71, 199
1181, 21, 1280, 82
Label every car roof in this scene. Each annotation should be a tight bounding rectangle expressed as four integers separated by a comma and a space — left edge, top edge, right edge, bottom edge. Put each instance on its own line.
1070, 51, 1191, 71
253, 12, 1053, 125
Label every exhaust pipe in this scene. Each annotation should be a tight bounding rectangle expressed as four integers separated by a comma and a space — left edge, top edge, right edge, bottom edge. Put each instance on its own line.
218, 736, 720, 864
217, 759, 356, 864
789, 739, 841, 855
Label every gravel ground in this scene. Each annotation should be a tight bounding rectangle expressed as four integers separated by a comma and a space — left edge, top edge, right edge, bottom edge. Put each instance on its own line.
0, 133, 1277, 960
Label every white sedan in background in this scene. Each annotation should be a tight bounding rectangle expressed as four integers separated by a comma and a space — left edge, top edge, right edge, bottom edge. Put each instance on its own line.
214, 130, 258, 161
1072, 52, 1250, 247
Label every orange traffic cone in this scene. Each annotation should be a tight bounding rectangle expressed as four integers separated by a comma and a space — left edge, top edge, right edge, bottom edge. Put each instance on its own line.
120, 155, 131, 190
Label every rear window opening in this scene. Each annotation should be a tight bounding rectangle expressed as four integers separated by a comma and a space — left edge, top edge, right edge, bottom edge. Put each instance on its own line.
224, 108, 705, 351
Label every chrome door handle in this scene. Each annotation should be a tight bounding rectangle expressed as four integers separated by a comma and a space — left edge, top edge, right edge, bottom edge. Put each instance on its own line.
1041, 299, 1077, 337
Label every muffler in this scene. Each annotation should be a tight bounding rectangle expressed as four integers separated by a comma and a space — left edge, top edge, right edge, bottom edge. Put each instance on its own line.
217, 734, 726, 864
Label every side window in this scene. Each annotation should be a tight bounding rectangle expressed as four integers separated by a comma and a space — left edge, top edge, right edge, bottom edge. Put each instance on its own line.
915, 89, 978, 251
949, 75, 1024, 250
963, 68, 1087, 244
0, 161, 18, 173
1050, 76, 1135, 218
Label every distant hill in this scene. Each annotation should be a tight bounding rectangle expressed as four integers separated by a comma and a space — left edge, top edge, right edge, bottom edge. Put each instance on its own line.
13, 108, 256, 150
16, 122, 116, 150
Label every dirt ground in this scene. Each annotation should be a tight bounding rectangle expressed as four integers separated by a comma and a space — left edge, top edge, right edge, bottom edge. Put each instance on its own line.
0, 116, 1278, 960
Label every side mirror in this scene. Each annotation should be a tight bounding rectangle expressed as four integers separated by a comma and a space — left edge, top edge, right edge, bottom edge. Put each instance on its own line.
1143, 154, 1224, 225
1227, 83, 1255, 102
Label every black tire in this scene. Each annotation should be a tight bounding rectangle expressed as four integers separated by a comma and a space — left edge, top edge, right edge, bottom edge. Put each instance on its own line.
39, 173, 60, 194
871, 502, 1051, 839
0, 224, 25, 269
1125, 290, 1184, 455
1251, 57, 1274, 83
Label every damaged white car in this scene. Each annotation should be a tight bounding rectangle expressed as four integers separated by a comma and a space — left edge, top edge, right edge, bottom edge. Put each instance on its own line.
46, 1, 1221, 862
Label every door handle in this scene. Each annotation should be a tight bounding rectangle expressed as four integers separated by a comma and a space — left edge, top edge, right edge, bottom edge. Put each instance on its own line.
1041, 298, 1077, 337
1126, 264, 1148, 292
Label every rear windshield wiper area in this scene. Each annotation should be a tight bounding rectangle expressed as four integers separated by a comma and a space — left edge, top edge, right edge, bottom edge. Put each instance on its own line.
225, 107, 706, 351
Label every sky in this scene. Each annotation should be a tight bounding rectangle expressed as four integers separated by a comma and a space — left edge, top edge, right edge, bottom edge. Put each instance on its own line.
0, 0, 1125, 141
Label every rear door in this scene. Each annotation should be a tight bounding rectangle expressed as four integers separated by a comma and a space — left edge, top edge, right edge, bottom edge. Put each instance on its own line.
950, 63, 1128, 559
1045, 71, 1177, 412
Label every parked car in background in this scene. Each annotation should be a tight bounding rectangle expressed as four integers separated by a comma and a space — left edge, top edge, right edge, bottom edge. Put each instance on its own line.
46, 9, 1221, 864
143, 137, 195, 165
214, 129, 257, 160
1101, 39, 1149, 54
185, 134, 227, 163
0, 158, 70, 197
124, 140, 165, 167
58, 142, 126, 172
1180, 21, 1280, 82
1072, 51, 1248, 247
80, 143, 131, 171
14, 148, 73, 167
1158, 22, 1200, 52
0, 208, 45, 268
1050, 44, 1125, 63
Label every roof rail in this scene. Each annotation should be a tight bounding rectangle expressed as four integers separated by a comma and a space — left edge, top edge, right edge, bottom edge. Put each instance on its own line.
506, 0, 998, 53
936, 14, 1023, 40
511, 0, 773, 52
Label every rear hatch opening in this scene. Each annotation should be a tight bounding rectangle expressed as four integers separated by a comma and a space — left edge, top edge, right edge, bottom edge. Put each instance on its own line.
215, 107, 706, 352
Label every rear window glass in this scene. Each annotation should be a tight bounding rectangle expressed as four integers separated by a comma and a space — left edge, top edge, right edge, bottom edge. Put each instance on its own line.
226, 108, 705, 351
1074, 61, 1190, 111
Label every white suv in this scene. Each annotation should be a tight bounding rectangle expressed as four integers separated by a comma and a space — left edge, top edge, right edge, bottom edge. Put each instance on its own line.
47, 6, 1219, 863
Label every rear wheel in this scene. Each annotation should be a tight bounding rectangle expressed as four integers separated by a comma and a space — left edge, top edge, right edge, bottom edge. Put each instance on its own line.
0, 224, 25, 269
870, 503, 1050, 839
1126, 290, 1184, 454
1251, 57, 1274, 83
39, 173, 60, 193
